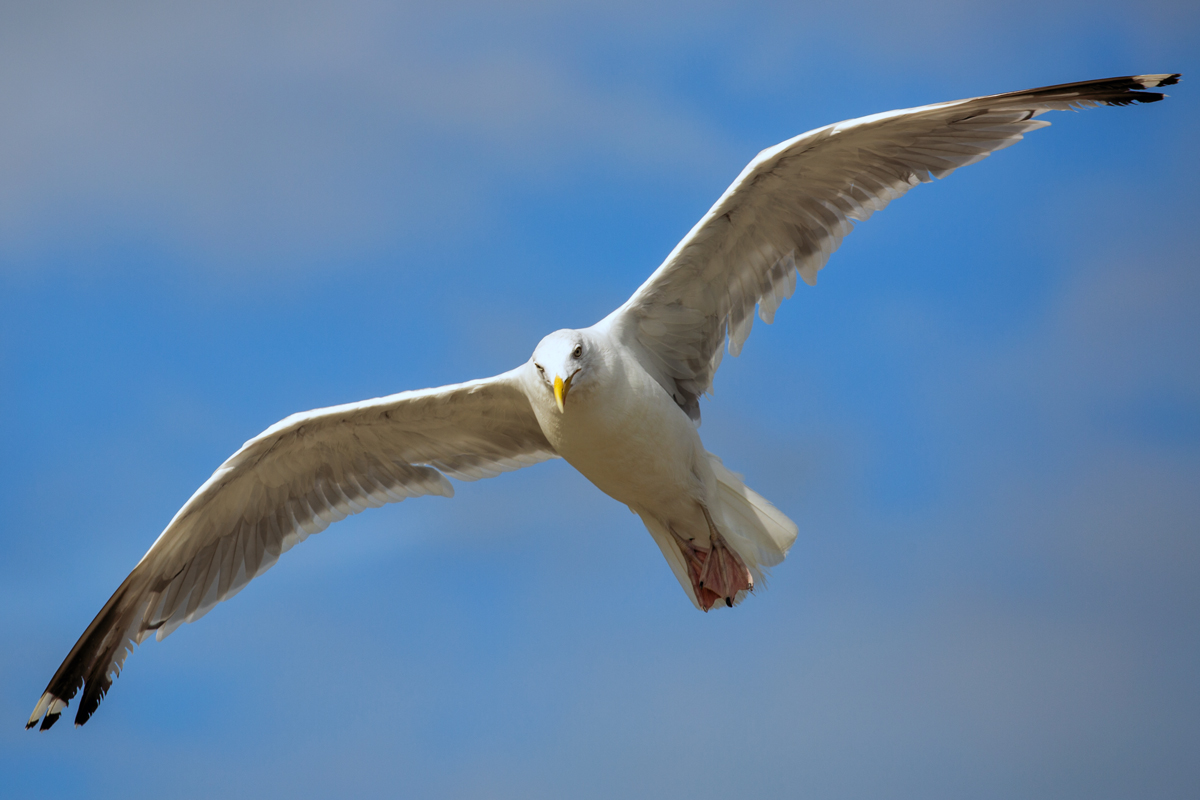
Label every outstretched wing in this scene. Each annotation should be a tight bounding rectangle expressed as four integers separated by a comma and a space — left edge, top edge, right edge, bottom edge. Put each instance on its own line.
606, 74, 1180, 422
28, 367, 555, 730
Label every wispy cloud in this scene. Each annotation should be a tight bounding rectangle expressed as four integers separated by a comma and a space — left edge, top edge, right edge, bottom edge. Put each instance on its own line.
0, 2, 732, 275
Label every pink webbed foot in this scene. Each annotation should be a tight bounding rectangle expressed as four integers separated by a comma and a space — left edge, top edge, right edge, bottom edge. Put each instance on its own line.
668, 512, 754, 611
699, 533, 753, 609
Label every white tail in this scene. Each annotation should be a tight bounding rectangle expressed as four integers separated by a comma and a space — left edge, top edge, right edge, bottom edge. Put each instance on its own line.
705, 453, 797, 585
637, 453, 797, 610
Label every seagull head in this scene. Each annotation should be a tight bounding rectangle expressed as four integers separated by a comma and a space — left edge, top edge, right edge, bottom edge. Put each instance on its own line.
531, 329, 594, 413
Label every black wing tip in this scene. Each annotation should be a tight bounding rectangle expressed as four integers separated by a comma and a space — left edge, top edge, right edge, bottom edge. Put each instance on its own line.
1119, 73, 1182, 105
1111, 73, 1180, 104
27, 691, 67, 731
1140, 73, 1181, 88
26, 688, 104, 731
1079, 74, 1182, 106
26, 660, 113, 731
992, 73, 1182, 108
73, 679, 111, 727
28, 578, 140, 732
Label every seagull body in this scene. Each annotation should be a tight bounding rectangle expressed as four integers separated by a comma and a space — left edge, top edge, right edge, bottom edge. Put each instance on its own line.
526, 327, 767, 608
28, 74, 1179, 730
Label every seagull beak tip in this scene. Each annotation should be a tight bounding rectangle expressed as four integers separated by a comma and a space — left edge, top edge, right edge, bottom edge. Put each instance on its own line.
553, 376, 566, 412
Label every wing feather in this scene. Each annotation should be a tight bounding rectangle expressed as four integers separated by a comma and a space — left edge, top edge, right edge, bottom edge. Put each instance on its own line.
605, 74, 1179, 421
28, 367, 555, 729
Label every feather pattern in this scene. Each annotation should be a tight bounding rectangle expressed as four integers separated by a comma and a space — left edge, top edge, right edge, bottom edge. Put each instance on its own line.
27, 368, 556, 729
607, 74, 1179, 422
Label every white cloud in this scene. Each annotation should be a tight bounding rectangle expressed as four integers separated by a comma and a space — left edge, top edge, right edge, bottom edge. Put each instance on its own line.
0, 1, 731, 275
4, 0, 1191, 279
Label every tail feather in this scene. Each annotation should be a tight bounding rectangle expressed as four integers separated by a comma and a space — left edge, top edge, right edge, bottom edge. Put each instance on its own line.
706, 453, 797, 583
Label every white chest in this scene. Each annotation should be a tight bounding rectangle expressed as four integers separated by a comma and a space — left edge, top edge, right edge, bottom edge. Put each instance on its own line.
531, 352, 705, 510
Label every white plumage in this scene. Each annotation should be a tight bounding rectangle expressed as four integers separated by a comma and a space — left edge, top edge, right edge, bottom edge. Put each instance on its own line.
27, 73, 1178, 731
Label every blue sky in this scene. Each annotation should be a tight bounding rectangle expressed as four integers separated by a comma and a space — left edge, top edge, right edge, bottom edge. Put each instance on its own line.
2, 2, 1198, 798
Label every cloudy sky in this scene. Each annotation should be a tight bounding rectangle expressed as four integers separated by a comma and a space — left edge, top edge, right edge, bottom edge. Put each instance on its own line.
2, 2, 1197, 798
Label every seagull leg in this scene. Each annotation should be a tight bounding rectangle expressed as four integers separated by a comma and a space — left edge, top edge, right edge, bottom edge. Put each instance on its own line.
666, 509, 753, 611
667, 525, 721, 611
698, 505, 753, 609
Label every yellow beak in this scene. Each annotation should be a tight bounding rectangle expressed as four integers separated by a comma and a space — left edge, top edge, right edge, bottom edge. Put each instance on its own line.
553, 374, 572, 413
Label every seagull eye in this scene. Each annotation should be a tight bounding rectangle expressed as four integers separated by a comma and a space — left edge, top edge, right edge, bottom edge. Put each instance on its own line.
572, 345, 583, 358
535, 363, 544, 373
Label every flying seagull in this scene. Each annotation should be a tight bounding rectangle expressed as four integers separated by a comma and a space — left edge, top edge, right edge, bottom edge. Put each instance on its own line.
27, 73, 1179, 731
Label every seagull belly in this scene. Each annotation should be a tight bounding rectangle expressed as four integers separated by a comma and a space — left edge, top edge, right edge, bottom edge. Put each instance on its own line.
552, 362, 713, 539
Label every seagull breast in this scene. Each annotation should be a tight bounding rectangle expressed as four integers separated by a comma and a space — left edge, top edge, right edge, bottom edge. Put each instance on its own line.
523, 330, 712, 528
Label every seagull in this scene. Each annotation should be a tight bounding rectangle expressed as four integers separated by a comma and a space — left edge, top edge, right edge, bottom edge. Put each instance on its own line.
27, 74, 1179, 731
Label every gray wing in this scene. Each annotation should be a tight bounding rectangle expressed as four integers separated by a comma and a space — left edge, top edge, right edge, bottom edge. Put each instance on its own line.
605, 74, 1180, 422
27, 367, 555, 730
